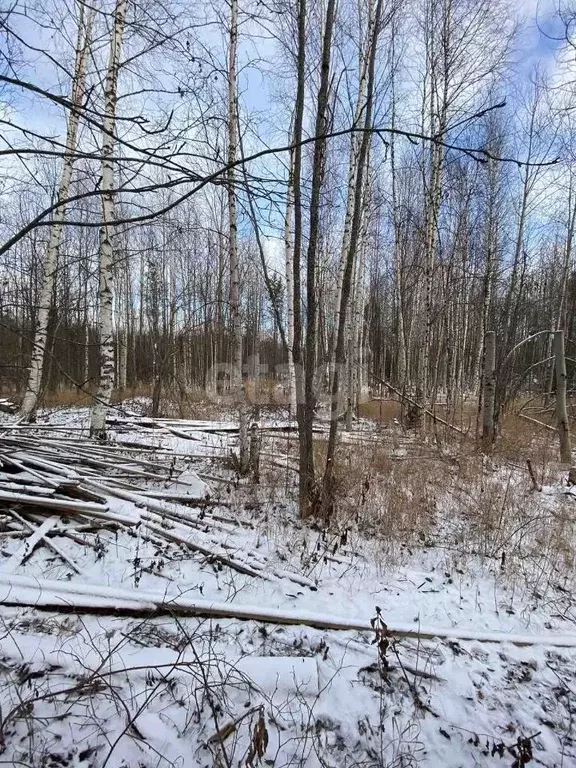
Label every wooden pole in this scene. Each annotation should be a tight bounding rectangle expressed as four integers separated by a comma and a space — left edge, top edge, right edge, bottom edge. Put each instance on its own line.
554, 329, 572, 464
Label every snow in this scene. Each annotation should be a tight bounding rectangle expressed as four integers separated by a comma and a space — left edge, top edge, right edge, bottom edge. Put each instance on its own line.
3, 515, 59, 573
3, 571, 576, 648
0, 406, 575, 766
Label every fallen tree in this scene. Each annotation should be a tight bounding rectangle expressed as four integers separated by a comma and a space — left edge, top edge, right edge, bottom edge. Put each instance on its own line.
1, 572, 575, 647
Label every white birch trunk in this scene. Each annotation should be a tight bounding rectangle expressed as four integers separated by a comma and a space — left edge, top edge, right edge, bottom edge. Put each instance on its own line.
90, 0, 128, 438
557, 185, 576, 333
20, 2, 94, 420
348, 157, 371, 422
227, 0, 249, 470
330, 0, 375, 391
354, 221, 369, 406
476, 155, 498, 437
389, 15, 406, 390
118, 328, 128, 390
391, 152, 406, 387
544, 202, 575, 404
418, 141, 443, 411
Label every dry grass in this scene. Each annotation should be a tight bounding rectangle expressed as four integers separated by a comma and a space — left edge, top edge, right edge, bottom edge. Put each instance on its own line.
328, 436, 446, 550
494, 411, 559, 482
280, 406, 576, 586
244, 378, 290, 406
358, 398, 402, 423
6, 385, 155, 409
40, 389, 94, 407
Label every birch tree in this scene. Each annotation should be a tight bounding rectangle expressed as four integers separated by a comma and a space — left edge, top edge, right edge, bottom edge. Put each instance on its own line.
90, 0, 128, 438
295, 0, 336, 516
415, 0, 512, 422
226, 0, 250, 472
390, 13, 407, 390
332, 0, 375, 392
20, 1, 94, 420
555, 329, 572, 463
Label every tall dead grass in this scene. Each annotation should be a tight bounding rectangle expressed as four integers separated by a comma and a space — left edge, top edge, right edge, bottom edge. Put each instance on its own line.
292, 414, 576, 591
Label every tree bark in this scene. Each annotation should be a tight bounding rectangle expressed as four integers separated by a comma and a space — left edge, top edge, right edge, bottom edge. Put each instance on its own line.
284, 147, 297, 413
118, 328, 128, 390
20, 1, 94, 420
291, 0, 307, 511
554, 329, 572, 464
390, 98, 406, 388
331, 0, 374, 394
481, 330, 496, 451
300, 0, 337, 515
90, 0, 128, 438
477, 152, 499, 436
321, 0, 383, 518
226, 0, 249, 472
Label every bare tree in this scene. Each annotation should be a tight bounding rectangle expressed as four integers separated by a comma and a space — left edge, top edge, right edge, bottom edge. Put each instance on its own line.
226, 0, 250, 471
321, 0, 383, 518
20, 0, 94, 420
90, 0, 129, 438
284, 146, 297, 413
555, 329, 572, 463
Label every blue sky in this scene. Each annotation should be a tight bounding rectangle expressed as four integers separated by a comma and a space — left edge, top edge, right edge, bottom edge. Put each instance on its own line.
520, 0, 567, 72
1, 0, 573, 237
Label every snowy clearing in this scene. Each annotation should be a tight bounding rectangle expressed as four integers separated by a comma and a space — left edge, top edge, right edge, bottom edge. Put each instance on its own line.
0, 406, 575, 767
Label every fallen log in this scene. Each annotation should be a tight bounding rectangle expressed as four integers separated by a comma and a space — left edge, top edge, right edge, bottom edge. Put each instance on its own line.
1, 573, 575, 647
3, 515, 59, 573
0, 489, 139, 525
0, 482, 56, 496
136, 491, 229, 506
144, 520, 265, 579
6, 511, 81, 573
518, 412, 556, 433
0, 489, 107, 514
12, 452, 80, 480
366, 372, 466, 435
0, 453, 60, 488
84, 479, 266, 577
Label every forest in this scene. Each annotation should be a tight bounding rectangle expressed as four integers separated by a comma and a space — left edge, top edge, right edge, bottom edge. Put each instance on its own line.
1, 0, 576, 766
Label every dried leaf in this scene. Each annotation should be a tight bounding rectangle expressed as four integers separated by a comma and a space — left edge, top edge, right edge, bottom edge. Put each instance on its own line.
207, 721, 236, 745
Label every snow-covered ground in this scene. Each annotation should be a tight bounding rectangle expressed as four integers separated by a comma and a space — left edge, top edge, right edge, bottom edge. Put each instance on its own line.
0, 405, 575, 767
